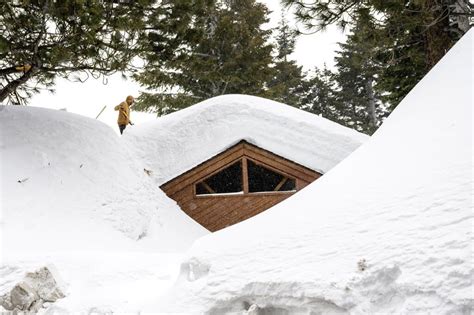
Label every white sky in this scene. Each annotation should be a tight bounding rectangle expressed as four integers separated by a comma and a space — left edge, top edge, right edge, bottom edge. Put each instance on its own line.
29, 0, 346, 133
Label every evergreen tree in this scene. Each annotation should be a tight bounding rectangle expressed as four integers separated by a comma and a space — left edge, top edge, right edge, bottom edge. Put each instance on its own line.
266, 14, 305, 106
296, 11, 387, 135
282, 0, 472, 108
0, 0, 153, 104
134, 0, 274, 115
333, 9, 387, 134
0, 0, 213, 105
295, 11, 386, 135
282, 0, 471, 68
298, 66, 340, 122
373, 2, 434, 109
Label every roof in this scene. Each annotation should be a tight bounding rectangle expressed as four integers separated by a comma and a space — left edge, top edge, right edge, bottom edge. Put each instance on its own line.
124, 94, 369, 185
161, 140, 320, 189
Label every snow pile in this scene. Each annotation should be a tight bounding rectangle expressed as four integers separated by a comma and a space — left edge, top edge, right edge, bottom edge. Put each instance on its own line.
0, 106, 206, 253
0, 105, 209, 312
161, 30, 473, 313
124, 95, 368, 185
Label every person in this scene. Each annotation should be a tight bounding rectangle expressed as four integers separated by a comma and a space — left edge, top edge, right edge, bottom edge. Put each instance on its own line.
114, 95, 134, 134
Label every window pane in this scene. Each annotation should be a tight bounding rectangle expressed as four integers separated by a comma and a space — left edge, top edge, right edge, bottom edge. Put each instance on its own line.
248, 160, 296, 192
196, 161, 242, 195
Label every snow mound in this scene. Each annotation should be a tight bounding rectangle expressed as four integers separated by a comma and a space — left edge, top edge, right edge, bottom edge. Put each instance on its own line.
124, 95, 368, 185
0, 106, 207, 254
161, 30, 473, 313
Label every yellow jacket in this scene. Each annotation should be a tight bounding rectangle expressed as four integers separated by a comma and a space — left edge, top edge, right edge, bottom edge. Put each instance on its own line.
114, 101, 131, 125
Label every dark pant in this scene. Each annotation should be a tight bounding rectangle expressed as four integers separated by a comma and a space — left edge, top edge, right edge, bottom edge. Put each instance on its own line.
119, 124, 126, 134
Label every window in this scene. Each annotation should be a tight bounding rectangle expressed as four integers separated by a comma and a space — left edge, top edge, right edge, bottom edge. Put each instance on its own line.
196, 161, 242, 195
195, 158, 296, 196
247, 160, 296, 192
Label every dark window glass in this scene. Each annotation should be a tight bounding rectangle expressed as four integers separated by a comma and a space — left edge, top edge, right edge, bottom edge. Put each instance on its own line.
196, 161, 242, 195
248, 160, 296, 192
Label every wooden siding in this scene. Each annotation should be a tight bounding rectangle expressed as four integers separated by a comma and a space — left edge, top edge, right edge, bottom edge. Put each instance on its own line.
161, 141, 321, 232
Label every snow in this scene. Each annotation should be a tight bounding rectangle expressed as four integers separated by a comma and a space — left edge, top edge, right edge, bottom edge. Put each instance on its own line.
123, 94, 368, 185
0, 88, 367, 312
1, 27, 471, 315
0, 106, 207, 311
0, 106, 207, 252
158, 30, 474, 313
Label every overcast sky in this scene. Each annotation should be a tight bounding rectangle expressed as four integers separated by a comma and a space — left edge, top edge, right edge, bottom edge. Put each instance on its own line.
30, 0, 346, 133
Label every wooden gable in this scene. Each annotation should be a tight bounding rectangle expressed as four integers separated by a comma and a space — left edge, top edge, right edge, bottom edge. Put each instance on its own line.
160, 140, 321, 232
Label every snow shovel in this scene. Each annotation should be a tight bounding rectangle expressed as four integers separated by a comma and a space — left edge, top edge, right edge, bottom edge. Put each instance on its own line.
95, 105, 106, 119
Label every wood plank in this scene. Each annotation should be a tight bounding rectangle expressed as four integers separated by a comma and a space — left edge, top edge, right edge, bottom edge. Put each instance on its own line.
180, 197, 217, 216
201, 197, 247, 228
235, 196, 287, 223
168, 186, 195, 205
161, 143, 244, 191
296, 179, 312, 190
274, 177, 288, 191
242, 157, 249, 194
206, 194, 290, 230
243, 143, 321, 180
197, 198, 240, 224
246, 151, 318, 183
192, 198, 229, 222
201, 182, 215, 194
243, 142, 318, 174
163, 147, 244, 195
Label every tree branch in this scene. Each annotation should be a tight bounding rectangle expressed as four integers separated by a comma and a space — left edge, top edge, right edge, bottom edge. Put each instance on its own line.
0, 67, 36, 103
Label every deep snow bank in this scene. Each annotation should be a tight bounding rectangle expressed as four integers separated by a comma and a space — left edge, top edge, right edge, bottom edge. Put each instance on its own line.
161, 30, 473, 313
0, 106, 207, 254
124, 95, 368, 185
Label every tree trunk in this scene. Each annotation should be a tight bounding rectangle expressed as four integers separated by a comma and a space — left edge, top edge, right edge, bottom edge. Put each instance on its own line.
0, 68, 36, 104
366, 77, 377, 131
453, 0, 471, 33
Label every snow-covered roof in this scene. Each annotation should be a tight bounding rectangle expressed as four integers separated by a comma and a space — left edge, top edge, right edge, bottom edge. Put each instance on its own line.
160, 30, 473, 313
124, 95, 368, 185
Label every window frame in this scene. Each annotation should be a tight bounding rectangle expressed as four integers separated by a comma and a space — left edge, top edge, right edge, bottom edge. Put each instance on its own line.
194, 156, 297, 198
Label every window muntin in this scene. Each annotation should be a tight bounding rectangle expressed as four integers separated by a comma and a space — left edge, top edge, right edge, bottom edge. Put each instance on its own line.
247, 160, 296, 192
195, 161, 242, 195
195, 158, 297, 196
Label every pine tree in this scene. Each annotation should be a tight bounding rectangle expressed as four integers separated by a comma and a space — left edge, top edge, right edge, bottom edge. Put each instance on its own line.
0, 0, 154, 104
282, 0, 472, 109
373, 1, 434, 109
282, 0, 471, 68
295, 10, 386, 135
266, 14, 305, 106
296, 11, 388, 135
0, 0, 214, 105
134, 0, 274, 115
298, 66, 340, 123
333, 9, 387, 134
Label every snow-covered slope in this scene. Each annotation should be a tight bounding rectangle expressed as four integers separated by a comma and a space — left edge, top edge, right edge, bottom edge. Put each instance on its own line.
0, 106, 207, 254
0, 106, 210, 312
124, 95, 368, 185
161, 30, 474, 313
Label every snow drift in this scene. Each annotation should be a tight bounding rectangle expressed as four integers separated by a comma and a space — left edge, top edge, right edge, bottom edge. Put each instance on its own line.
124, 94, 368, 185
0, 106, 209, 312
0, 106, 207, 254
161, 29, 473, 313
